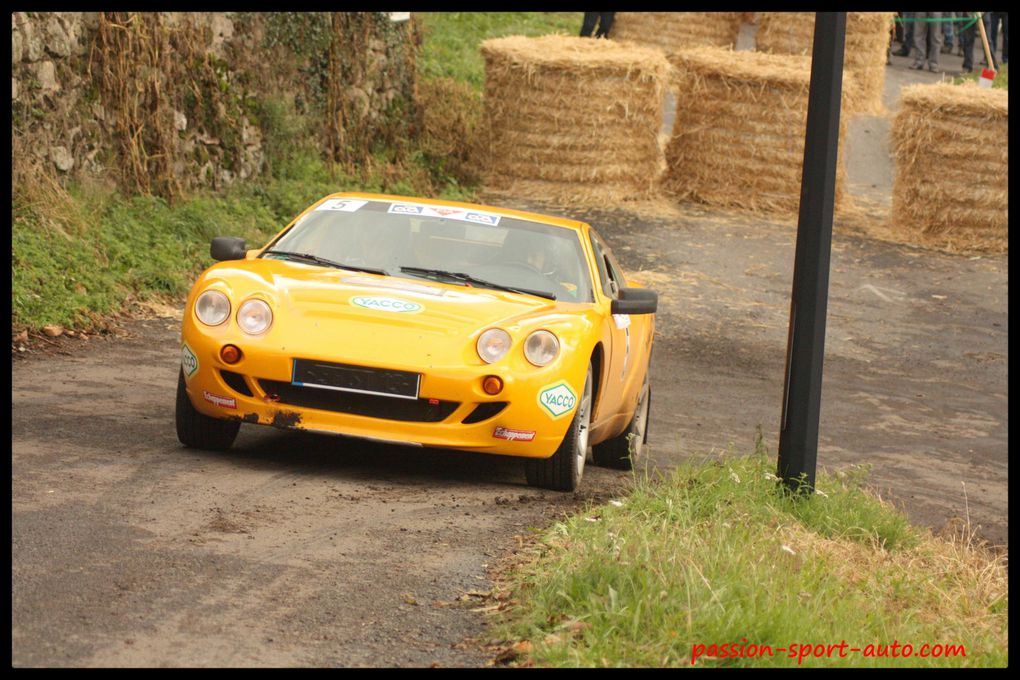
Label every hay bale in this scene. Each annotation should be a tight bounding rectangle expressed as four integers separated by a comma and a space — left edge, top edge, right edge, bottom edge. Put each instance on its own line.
662, 46, 855, 215
890, 82, 1008, 252
756, 12, 894, 115
610, 12, 743, 53
479, 35, 670, 205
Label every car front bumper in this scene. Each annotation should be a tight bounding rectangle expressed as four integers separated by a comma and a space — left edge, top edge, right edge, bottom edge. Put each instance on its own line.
179, 329, 582, 459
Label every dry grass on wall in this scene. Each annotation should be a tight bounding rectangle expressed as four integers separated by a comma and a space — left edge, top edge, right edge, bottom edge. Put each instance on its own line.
890, 82, 1008, 253
756, 12, 895, 115
479, 35, 670, 206
662, 46, 855, 216
610, 12, 743, 53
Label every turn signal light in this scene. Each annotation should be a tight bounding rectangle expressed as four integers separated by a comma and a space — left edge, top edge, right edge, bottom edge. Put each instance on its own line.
482, 375, 504, 395
220, 344, 242, 364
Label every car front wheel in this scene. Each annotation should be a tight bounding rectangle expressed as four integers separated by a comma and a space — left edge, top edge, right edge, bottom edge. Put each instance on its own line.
175, 371, 240, 451
525, 363, 593, 492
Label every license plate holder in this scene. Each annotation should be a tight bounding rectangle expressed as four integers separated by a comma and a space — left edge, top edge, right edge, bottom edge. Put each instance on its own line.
292, 359, 421, 400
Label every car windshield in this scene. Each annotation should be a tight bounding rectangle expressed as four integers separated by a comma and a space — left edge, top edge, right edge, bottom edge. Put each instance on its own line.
263, 198, 594, 302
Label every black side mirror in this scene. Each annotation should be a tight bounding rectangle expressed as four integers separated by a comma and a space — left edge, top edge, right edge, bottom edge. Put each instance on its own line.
210, 236, 247, 261
611, 287, 658, 315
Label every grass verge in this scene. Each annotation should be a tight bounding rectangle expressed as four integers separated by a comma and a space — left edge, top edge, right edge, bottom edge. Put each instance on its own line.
490, 438, 1008, 667
417, 12, 582, 90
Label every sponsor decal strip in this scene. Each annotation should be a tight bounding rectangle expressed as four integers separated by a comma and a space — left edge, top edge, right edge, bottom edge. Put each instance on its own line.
493, 427, 536, 442
388, 203, 501, 226
204, 391, 237, 409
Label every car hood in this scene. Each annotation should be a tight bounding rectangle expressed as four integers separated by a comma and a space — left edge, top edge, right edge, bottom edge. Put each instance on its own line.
201, 259, 589, 369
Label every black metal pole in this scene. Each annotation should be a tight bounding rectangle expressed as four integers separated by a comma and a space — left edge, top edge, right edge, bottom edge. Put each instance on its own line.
777, 12, 846, 494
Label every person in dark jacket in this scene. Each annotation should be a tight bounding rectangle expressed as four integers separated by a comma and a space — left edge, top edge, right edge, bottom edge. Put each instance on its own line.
580, 12, 615, 38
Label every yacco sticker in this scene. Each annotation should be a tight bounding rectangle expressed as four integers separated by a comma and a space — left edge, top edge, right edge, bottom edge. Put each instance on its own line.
351, 296, 423, 313
465, 212, 501, 226
315, 198, 368, 212
388, 203, 424, 215
493, 427, 536, 442
181, 342, 199, 380
538, 381, 577, 419
203, 390, 237, 409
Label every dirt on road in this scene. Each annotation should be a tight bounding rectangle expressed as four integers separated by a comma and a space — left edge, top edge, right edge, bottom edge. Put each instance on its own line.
11, 33, 1007, 668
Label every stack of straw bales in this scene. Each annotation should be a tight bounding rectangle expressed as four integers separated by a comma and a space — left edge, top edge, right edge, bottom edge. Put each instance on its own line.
479, 35, 670, 205
756, 12, 895, 115
891, 82, 1008, 252
662, 46, 854, 215
610, 12, 743, 53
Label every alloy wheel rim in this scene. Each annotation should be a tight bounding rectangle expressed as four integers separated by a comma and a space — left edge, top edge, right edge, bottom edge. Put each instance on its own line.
631, 381, 649, 460
575, 371, 592, 478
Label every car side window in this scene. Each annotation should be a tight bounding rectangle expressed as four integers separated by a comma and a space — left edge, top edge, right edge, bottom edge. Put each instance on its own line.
589, 229, 624, 299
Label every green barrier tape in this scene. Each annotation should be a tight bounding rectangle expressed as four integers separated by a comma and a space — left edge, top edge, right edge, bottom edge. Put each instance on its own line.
894, 16, 979, 25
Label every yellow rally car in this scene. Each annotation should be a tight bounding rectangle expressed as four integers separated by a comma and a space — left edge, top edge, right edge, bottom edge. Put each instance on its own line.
176, 193, 657, 491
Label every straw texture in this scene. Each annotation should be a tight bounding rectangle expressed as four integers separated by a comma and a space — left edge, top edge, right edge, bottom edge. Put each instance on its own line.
662, 46, 853, 215
756, 12, 894, 115
890, 82, 1008, 252
480, 35, 671, 205
610, 12, 743, 53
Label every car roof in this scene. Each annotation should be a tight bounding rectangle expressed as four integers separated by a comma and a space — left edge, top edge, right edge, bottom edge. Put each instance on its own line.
327, 192, 589, 232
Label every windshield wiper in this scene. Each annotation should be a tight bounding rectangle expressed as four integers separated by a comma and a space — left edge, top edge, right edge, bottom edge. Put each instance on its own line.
399, 266, 556, 300
263, 250, 388, 276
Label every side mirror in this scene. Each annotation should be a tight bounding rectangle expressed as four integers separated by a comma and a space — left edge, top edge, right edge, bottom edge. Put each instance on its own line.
211, 236, 247, 261
611, 287, 657, 315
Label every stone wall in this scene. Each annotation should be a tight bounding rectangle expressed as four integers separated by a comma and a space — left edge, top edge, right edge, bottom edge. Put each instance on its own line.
11, 12, 419, 198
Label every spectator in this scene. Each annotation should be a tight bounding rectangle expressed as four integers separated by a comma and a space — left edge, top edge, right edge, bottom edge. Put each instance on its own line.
911, 11, 944, 72
958, 12, 978, 73
942, 12, 956, 53
580, 12, 615, 38
894, 12, 914, 56
984, 12, 1008, 66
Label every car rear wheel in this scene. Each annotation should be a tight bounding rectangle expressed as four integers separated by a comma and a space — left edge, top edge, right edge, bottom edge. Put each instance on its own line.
175, 371, 240, 451
592, 373, 650, 470
525, 363, 592, 492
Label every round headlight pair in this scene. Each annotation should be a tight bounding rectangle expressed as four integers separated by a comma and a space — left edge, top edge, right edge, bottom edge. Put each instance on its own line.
195, 291, 272, 334
476, 328, 559, 367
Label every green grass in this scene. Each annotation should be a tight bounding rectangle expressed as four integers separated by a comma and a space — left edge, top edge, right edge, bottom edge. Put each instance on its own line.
492, 441, 1008, 667
417, 12, 582, 90
954, 63, 1008, 88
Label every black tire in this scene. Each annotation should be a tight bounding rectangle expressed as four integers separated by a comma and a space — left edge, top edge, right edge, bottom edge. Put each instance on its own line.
592, 373, 650, 470
525, 364, 593, 492
175, 370, 240, 451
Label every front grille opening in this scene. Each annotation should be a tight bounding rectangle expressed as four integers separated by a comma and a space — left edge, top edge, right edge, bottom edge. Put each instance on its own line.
258, 379, 458, 423
220, 369, 253, 397
461, 401, 509, 424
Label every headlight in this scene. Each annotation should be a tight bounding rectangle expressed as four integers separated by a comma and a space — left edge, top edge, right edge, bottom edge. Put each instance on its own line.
195, 290, 230, 326
237, 299, 273, 335
477, 328, 512, 364
524, 330, 560, 366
